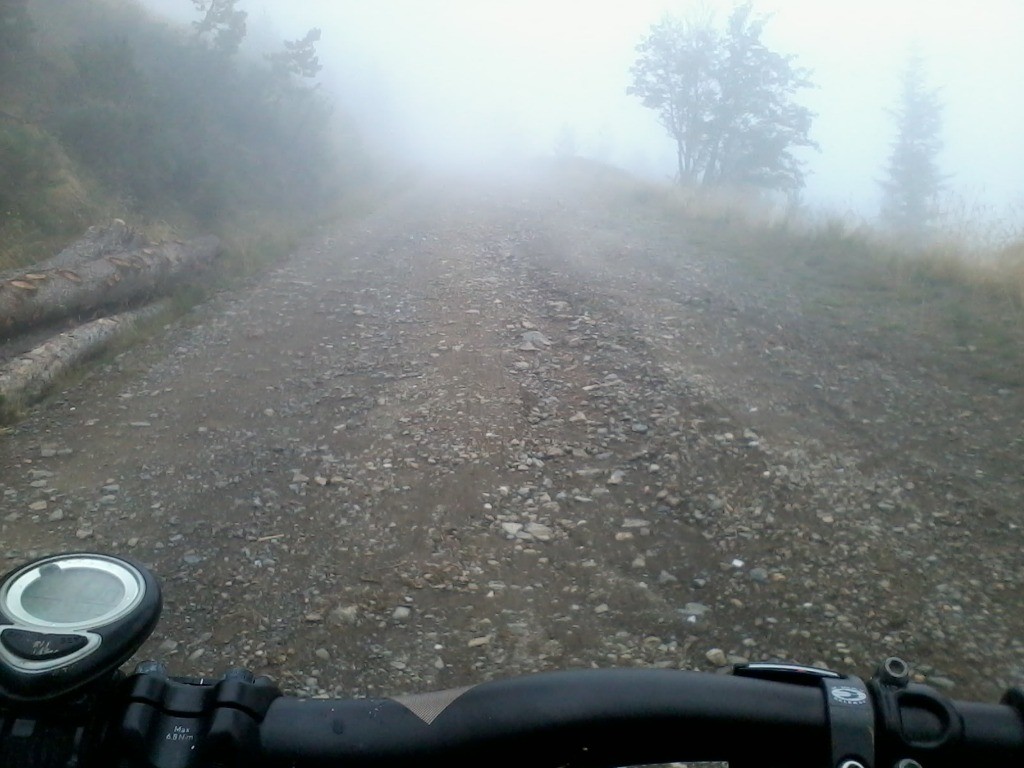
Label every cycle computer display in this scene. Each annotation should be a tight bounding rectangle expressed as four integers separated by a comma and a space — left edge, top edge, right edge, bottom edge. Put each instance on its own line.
0, 553, 161, 702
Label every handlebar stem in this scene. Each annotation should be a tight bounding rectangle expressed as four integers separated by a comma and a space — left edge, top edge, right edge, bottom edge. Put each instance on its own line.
111, 664, 281, 768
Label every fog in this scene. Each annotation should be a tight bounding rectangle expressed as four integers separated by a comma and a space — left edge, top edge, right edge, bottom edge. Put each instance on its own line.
146, 0, 1023, 233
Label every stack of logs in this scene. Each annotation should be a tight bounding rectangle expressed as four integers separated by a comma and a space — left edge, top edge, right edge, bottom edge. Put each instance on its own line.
0, 220, 220, 418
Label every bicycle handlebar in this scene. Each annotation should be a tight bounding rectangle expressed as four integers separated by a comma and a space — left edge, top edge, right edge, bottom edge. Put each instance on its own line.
4, 659, 1020, 768
262, 667, 1024, 768
260, 669, 830, 767
3, 555, 1019, 766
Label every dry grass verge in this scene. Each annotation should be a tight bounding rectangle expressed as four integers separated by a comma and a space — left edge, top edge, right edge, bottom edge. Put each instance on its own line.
559, 164, 1024, 389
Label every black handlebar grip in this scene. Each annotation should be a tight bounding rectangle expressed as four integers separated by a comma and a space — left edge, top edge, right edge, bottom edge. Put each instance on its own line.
258, 669, 830, 767
943, 700, 1024, 766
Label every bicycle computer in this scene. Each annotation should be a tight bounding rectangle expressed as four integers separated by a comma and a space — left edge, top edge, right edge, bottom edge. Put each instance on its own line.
0, 552, 161, 702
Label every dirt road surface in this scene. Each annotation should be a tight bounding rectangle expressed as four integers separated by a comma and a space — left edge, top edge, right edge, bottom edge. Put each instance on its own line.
2, 166, 1022, 703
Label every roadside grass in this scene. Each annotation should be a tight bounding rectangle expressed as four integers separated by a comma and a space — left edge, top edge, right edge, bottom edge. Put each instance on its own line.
753, 222, 1023, 386
0, 123, 109, 272
0, 188, 108, 273
593, 170, 1024, 389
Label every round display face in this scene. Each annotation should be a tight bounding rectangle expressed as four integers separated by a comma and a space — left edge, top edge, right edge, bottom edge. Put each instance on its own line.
19, 566, 127, 624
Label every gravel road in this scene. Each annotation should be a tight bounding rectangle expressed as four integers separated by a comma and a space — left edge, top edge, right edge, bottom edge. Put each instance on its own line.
1, 167, 1021, 703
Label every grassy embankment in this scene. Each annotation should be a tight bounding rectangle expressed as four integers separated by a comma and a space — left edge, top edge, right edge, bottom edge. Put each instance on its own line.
559, 160, 1024, 390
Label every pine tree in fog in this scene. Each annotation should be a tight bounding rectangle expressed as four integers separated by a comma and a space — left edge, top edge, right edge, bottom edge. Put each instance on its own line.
880, 52, 945, 241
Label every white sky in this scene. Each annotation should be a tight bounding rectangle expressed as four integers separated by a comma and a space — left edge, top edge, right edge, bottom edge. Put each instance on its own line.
145, 0, 1024, 227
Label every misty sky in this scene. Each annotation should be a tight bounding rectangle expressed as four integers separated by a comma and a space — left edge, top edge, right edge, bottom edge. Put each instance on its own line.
145, 0, 1023, 233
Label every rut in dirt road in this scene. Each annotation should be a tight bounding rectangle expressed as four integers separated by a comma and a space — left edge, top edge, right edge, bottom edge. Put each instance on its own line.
1, 170, 1021, 701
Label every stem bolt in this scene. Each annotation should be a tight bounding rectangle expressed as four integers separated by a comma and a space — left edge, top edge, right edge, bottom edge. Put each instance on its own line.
879, 656, 912, 687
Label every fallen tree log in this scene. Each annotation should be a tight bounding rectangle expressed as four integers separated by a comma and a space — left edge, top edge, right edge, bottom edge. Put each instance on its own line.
0, 235, 219, 340
38, 219, 144, 271
0, 220, 144, 282
0, 302, 167, 419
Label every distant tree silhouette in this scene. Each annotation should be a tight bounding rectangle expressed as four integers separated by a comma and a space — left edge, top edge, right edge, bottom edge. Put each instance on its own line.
267, 28, 323, 81
628, 3, 816, 196
880, 52, 946, 241
191, 0, 247, 55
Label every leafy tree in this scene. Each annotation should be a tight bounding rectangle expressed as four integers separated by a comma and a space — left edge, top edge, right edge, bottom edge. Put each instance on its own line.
880, 52, 945, 240
628, 3, 816, 195
191, 0, 247, 55
628, 12, 718, 184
